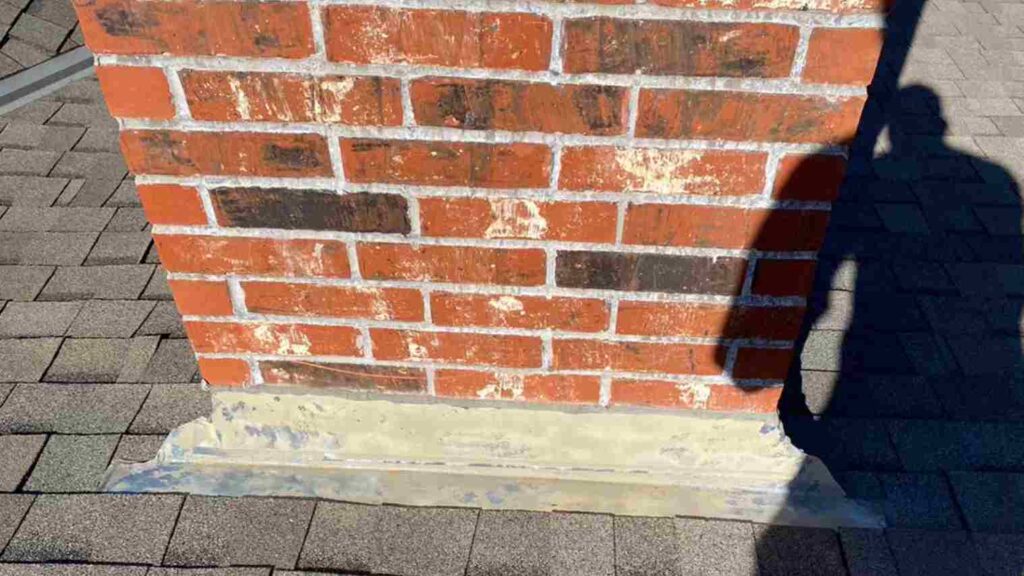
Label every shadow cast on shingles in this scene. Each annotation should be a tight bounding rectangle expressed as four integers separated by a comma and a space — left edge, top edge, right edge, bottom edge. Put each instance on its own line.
705, 0, 1024, 570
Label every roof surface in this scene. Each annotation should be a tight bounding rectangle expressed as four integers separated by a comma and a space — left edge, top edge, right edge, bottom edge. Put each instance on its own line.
2, 0, 1024, 573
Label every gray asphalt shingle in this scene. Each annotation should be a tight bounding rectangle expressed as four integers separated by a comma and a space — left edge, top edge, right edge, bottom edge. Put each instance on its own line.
2, 494, 183, 563
614, 516, 678, 576
0, 434, 45, 491
0, 301, 81, 337
66, 300, 154, 338
886, 529, 985, 576
0, 493, 34, 554
111, 434, 164, 463
674, 518, 758, 576
0, 338, 60, 382
0, 207, 113, 232
0, 266, 53, 300
37, 264, 154, 300
753, 525, 847, 576
378, 506, 478, 576
0, 566, 146, 576
85, 232, 151, 265
45, 338, 135, 383
838, 528, 898, 576
23, 435, 119, 493
0, 383, 149, 433
467, 510, 612, 576
141, 339, 198, 383
950, 472, 1024, 532
164, 496, 315, 569
298, 502, 380, 572
129, 384, 210, 434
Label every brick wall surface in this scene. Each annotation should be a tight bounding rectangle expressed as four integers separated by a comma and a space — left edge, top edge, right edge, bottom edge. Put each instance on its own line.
73, 0, 887, 414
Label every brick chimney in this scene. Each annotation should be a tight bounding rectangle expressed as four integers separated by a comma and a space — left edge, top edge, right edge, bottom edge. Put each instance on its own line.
78, 0, 888, 526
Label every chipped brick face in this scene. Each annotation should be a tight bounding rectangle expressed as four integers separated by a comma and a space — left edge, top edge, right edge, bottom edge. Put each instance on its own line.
75, 0, 887, 414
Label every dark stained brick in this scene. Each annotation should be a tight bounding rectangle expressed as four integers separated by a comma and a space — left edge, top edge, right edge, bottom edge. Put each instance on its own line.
210, 188, 410, 234
260, 360, 427, 393
555, 251, 747, 295
564, 18, 799, 78
411, 78, 627, 135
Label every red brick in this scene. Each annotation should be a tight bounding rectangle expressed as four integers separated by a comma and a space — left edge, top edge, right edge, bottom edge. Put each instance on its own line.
648, 0, 891, 13
261, 361, 427, 393
95, 66, 174, 119
411, 78, 627, 135
186, 321, 362, 356
558, 146, 766, 196
210, 189, 409, 234
752, 259, 818, 296
436, 370, 601, 404
623, 205, 830, 251
637, 90, 865, 144
773, 154, 848, 201
803, 28, 884, 86
431, 293, 609, 332
137, 184, 207, 226
418, 197, 617, 243
371, 329, 543, 368
341, 139, 551, 189
323, 6, 552, 71
358, 243, 546, 286
733, 347, 795, 379
181, 71, 403, 125
243, 282, 423, 321
73, 0, 313, 57
564, 18, 798, 77
167, 279, 233, 316
552, 339, 725, 375
153, 235, 350, 278
197, 357, 252, 388
121, 131, 332, 178
616, 302, 805, 340
611, 379, 781, 413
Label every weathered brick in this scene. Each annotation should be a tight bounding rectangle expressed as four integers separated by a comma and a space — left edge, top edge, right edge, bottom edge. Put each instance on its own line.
341, 139, 551, 189
243, 282, 424, 321
323, 6, 552, 71
153, 235, 350, 278
185, 321, 362, 356
649, 0, 889, 12
210, 188, 410, 234
803, 28, 885, 86
358, 243, 546, 286
411, 78, 627, 135
431, 292, 610, 332
181, 71, 403, 125
372, 329, 543, 368
418, 197, 617, 242
732, 346, 795, 379
751, 259, 817, 296
558, 146, 765, 196
622, 205, 831, 251
137, 184, 208, 226
261, 361, 427, 393
74, 0, 313, 57
637, 90, 865, 143
773, 154, 848, 201
167, 279, 234, 316
552, 339, 724, 375
611, 380, 781, 412
564, 18, 799, 77
555, 251, 747, 295
121, 131, 332, 177
197, 357, 252, 387
95, 66, 175, 119
435, 370, 601, 404
616, 302, 805, 340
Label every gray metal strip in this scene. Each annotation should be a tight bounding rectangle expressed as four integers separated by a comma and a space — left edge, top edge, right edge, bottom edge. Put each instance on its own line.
0, 46, 95, 116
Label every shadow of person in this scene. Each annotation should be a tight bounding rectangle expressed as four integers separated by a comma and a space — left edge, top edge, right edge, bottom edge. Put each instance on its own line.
731, 84, 1024, 573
